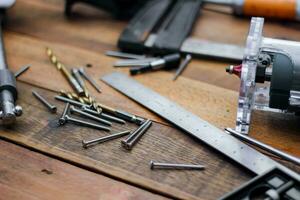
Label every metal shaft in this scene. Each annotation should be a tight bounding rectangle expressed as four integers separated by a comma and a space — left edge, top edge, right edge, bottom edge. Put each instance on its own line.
71, 68, 85, 88
55, 95, 87, 107
14, 64, 31, 78
105, 51, 146, 59
32, 91, 57, 113
70, 105, 112, 126
82, 130, 131, 148
65, 115, 110, 131
173, 54, 192, 81
0, 14, 6, 70
58, 103, 70, 125
150, 160, 205, 170
225, 128, 300, 166
46, 48, 84, 96
55, 95, 143, 124
78, 68, 101, 93
81, 106, 126, 124
122, 119, 151, 150
0, 13, 22, 124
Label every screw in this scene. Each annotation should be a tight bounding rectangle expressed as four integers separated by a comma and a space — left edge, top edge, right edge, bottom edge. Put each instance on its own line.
149, 161, 205, 170
82, 130, 131, 148
65, 115, 110, 131
173, 54, 192, 81
55, 95, 87, 107
32, 91, 57, 113
14, 64, 31, 78
121, 119, 152, 150
58, 103, 70, 125
81, 106, 126, 124
78, 68, 102, 93
70, 105, 112, 126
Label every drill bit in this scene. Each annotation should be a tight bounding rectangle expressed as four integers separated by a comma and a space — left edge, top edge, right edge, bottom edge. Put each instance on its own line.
46, 48, 85, 96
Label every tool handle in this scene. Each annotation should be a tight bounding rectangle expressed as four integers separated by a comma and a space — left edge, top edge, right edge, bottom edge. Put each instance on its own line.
163, 53, 181, 69
236, 0, 299, 20
152, 0, 202, 54
117, 0, 172, 53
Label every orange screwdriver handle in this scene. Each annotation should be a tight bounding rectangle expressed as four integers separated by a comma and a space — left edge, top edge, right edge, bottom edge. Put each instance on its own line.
234, 0, 299, 20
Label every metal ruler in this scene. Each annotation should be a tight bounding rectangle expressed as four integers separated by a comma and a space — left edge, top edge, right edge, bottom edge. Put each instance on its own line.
102, 72, 288, 175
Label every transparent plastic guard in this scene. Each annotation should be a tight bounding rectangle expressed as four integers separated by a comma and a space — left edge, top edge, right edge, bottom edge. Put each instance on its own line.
236, 18, 264, 134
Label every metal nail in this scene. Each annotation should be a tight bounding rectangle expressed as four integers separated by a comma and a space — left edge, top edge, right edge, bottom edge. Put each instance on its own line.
82, 130, 131, 148
173, 54, 192, 81
150, 161, 205, 170
71, 68, 85, 88
78, 68, 102, 93
81, 106, 126, 124
32, 91, 57, 113
70, 106, 112, 126
122, 119, 152, 150
55, 95, 87, 107
65, 115, 110, 131
14, 64, 31, 78
58, 103, 70, 125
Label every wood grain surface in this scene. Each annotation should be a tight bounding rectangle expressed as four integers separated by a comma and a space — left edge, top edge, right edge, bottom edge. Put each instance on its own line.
0, 140, 170, 200
0, 0, 299, 199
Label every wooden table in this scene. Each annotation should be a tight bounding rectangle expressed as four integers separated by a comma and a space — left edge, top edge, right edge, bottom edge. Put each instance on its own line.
0, 0, 299, 199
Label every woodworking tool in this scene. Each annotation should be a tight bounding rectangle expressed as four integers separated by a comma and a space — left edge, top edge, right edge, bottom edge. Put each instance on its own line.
14, 64, 31, 78
220, 167, 300, 200
121, 119, 152, 150
82, 130, 131, 148
173, 54, 192, 81
227, 17, 300, 134
130, 53, 181, 75
59, 103, 70, 125
81, 106, 126, 124
65, 115, 111, 131
225, 128, 300, 166
117, 0, 245, 62
32, 91, 57, 113
0, 0, 23, 125
150, 161, 205, 170
101, 72, 298, 175
78, 68, 101, 93
69, 105, 112, 126
55, 95, 144, 124
46, 48, 85, 96
205, 0, 300, 21
106, 51, 146, 60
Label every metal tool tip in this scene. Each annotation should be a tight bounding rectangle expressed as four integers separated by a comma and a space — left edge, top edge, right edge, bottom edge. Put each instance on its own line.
149, 160, 155, 169
82, 140, 88, 148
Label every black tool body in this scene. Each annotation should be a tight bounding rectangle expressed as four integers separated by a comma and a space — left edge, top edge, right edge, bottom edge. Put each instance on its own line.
149, 0, 202, 54
117, 0, 173, 53
118, 0, 202, 55
65, 0, 149, 19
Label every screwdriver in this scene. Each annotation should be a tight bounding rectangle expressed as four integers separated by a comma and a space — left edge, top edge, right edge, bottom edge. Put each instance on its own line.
204, 0, 300, 21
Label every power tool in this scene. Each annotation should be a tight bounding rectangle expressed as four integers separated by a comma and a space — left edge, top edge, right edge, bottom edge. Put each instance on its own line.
227, 17, 300, 134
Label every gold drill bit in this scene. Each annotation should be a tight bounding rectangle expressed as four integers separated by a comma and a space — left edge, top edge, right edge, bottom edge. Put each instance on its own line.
46, 48, 85, 96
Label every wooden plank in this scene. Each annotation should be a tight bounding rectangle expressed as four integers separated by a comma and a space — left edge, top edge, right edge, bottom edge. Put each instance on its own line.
0, 82, 254, 200
4, 31, 300, 158
0, 140, 169, 200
